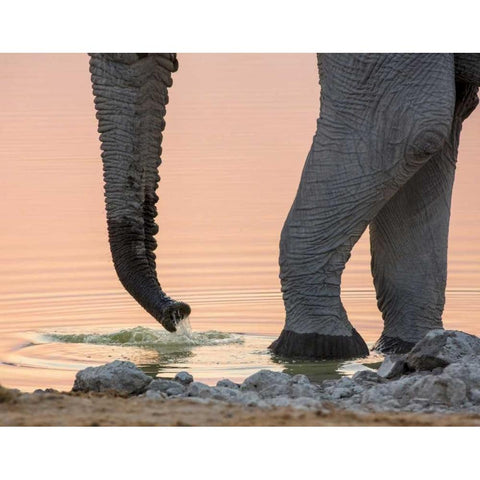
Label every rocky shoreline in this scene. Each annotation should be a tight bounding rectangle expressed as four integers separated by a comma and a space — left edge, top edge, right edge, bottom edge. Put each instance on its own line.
65, 329, 480, 415
3, 329, 480, 424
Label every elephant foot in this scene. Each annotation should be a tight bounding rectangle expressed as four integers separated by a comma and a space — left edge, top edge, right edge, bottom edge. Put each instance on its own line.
372, 334, 416, 354
269, 328, 369, 360
157, 300, 191, 333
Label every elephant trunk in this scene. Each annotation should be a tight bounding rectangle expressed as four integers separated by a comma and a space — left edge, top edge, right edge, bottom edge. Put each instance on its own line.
89, 53, 190, 332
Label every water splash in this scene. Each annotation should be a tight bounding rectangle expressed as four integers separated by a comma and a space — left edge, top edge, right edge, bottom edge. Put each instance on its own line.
41, 325, 243, 349
175, 316, 193, 338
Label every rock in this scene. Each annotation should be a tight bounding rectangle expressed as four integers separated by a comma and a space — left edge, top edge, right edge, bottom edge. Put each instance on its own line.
240, 370, 319, 400
289, 382, 320, 399
208, 387, 243, 402
174, 371, 194, 385
406, 330, 480, 371
34, 388, 59, 395
216, 379, 239, 389
330, 388, 355, 400
359, 370, 468, 410
144, 390, 167, 400
147, 379, 185, 397
183, 381, 270, 406
0, 385, 17, 403
470, 389, 480, 403
186, 381, 212, 398
236, 391, 266, 407
255, 383, 290, 399
290, 397, 323, 410
72, 360, 152, 395
352, 370, 385, 386
266, 396, 323, 410
377, 355, 408, 379
184, 383, 268, 406
360, 375, 419, 408
380, 399, 401, 410
266, 396, 295, 408
291, 374, 311, 385
323, 376, 364, 401
442, 356, 480, 401
240, 370, 291, 393
409, 375, 467, 407
320, 379, 337, 389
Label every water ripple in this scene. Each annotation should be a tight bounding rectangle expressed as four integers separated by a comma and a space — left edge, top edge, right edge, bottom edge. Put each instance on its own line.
40, 325, 244, 349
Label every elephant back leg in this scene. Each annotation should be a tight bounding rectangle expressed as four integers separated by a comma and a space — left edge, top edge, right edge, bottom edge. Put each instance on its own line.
271, 53, 456, 360
371, 82, 479, 353
455, 54, 480, 86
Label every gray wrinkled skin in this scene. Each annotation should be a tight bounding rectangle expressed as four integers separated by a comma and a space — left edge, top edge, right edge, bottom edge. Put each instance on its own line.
276, 53, 480, 357
90, 53, 480, 359
89, 53, 190, 334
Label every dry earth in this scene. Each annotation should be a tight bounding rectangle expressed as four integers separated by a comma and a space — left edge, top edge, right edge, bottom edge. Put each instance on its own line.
1, 389, 480, 426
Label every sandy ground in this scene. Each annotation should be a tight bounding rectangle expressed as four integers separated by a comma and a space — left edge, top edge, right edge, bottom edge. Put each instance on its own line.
1, 387, 480, 426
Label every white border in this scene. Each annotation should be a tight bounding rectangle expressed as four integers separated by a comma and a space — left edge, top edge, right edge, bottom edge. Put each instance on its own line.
1, 0, 479, 52
0, 427, 478, 479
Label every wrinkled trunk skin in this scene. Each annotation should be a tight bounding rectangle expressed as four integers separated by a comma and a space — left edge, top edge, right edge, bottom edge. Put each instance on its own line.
90, 53, 190, 332
271, 54, 457, 360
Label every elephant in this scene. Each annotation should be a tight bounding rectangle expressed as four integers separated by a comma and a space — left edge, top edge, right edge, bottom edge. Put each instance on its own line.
89, 53, 480, 361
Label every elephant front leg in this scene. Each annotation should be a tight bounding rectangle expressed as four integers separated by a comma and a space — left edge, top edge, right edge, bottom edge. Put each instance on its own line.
371, 82, 479, 353
270, 53, 456, 360
271, 141, 373, 360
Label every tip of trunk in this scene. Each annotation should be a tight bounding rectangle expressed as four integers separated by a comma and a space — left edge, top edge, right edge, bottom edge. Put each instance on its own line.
156, 300, 191, 332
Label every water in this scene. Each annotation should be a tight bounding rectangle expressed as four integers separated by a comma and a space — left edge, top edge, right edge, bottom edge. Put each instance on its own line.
1, 54, 480, 391
8, 325, 381, 386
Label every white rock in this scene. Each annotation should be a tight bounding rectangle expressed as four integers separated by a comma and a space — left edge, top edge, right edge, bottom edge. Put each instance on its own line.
147, 379, 185, 396
407, 330, 480, 371
240, 370, 292, 392
72, 360, 152, 395
186, 381, 212, 398
289, 383, 320, 399
237, 391, 266, 407
442, 356, 480, 400
409, 375, 467, 407
208, 387, 243, 402
352, 370, 385, 385
323, 376, 363, 401
377, 355, 408, 379
255, 383, 290, 399
291, 374, 311, 385
174, 371, 194, 385
359, 370, 468, 410
240, 370, 291, 393
216, 379, 239, 389
144, 390, 167, 400
266, 396, 293, 408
